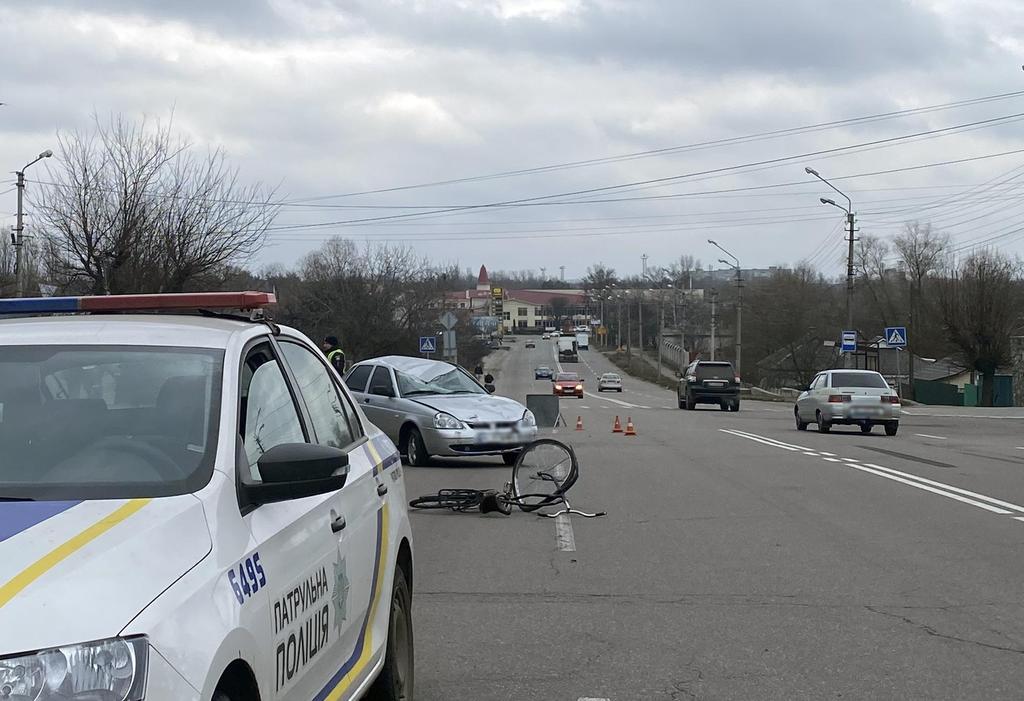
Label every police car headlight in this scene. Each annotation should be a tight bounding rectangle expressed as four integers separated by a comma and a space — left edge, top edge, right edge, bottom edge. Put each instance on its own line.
433, 412, 464, 430
520, 410, 536, 427
0, 636, 148, 700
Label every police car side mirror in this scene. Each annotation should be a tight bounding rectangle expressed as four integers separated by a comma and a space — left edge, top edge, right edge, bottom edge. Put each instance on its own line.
241, 443, 350, 507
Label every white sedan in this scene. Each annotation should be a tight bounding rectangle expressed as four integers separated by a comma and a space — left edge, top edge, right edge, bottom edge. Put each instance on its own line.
0, 292, 413, 701
597, 373, 623, 392
795, 369, 901, 435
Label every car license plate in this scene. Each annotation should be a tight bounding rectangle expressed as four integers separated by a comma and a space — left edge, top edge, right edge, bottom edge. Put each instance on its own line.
476, 430, 516, 444
707, 381, 726, 387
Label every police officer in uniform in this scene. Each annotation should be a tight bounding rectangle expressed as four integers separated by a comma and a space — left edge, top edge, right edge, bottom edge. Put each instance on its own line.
322, 335, 346, 374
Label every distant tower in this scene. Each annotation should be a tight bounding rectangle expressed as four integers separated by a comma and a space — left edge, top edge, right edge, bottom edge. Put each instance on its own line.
559, 265, 565, 281
476, 265, 490, 292
540, 267, 547, 280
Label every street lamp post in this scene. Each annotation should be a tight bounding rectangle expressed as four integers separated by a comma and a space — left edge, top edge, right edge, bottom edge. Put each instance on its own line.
708, 239, 743, 378
14, 149, 53, 297
805, 167, 855, 332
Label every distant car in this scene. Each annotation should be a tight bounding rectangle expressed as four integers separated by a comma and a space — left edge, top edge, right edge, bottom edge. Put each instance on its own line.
553, 372, 584, 398
678, 360, 741, 411
345, 355, 538, 466
597, 372, 623, 392
551, 331, 561, 338
795, 369, 901, 435
525, 341, 536, 349
534, 365, 553, 380
541, 333, 551, 340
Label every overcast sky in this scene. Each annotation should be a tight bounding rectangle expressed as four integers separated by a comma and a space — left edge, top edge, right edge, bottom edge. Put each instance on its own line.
3, 0, 1024, 280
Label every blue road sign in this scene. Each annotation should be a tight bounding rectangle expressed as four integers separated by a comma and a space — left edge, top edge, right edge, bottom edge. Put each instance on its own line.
419, 336, 437, 353
884, 326, 908, 348
841, 330, 857, 353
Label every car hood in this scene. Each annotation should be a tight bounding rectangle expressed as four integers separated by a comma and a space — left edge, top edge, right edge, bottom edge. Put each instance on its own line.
412, 394, 527, 422
0, 495, 212, 654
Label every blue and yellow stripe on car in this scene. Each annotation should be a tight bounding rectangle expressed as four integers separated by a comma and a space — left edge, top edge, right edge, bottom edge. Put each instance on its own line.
312, 436, 397, 701
0, 499, 150, 609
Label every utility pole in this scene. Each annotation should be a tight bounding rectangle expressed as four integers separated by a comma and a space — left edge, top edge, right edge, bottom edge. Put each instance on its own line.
14, 170, 25, 297
710, 289, 717, 361
616, 297, 622, 350
641, 253, 649, 279
657, 299, 665, 383
734, 265, 743, 378
846, 210, 855, 331
13, 150, 53, 297
638, 292, 644, 367
626, 300, 632, 362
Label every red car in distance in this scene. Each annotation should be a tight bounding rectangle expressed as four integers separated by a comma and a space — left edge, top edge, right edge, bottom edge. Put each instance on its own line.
552, 371, 584, 398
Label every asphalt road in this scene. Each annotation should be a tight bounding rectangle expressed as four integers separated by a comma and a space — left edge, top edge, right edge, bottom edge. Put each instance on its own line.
405, 337, 1024, 700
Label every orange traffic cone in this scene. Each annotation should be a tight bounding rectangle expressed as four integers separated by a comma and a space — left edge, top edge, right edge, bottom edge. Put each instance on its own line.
612, 415, 623, 433
575, 416, 584, 431
624, 416, 637, 436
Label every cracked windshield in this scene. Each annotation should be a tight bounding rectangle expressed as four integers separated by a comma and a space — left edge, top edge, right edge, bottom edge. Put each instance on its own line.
4, 1, 1024, 700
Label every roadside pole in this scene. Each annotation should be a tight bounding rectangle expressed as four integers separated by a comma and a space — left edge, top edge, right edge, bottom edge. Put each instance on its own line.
710, 290, 717, 361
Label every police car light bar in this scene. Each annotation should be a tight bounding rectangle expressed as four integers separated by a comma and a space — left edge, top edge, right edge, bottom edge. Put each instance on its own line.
0, 291, 276, 315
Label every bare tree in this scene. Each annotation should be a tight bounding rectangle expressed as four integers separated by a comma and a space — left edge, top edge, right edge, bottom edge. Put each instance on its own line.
856, 234, 901, 326
34, 114, 278, 295
893, 221, 951, 389
936, 250, 1021, 406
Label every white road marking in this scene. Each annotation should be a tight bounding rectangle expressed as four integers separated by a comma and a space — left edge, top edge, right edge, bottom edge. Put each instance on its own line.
720, 429, 800, 451
725, 428, 812, 451
555, 513, 576, 552
721, 429, 1024, 517
819, 451, 837, 457
578, 698, 611, 701
840, 457, 860, 462
902, 410, 1024, 419
1014, 517, 1024, 523
600, 405, 610, 409
580, 405, 590, 409
803, 451, 820, 457
860, 463, 1024, 513
583, 390, 645, 408
914, 433, 948, 440
854, 463, 1012, 515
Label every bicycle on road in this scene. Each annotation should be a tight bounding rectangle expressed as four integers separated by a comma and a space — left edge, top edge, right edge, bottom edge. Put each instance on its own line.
409, 438, 605, 518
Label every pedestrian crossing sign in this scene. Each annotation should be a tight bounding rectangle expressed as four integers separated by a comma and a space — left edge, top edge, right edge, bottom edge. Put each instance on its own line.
884, 326, 907, 348
419, 336, 437, 353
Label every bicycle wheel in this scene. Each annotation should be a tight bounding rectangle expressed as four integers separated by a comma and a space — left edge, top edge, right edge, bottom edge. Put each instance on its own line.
511, 439, 578, 512
409, 489, 484, 511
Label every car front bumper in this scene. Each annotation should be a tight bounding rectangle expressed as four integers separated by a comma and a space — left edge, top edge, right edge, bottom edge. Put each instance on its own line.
421, 425, 539, 456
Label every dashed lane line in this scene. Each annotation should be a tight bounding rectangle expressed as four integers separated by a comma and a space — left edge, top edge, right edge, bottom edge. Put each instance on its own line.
915, 433, 948, 440
555, 513, 576, 552
719, 428, 1024, 519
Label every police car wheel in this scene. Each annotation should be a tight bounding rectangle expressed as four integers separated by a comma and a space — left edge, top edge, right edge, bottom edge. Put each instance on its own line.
366, 565, 414, 701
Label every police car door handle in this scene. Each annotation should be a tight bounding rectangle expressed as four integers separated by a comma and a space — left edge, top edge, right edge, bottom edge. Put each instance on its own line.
331, 515, 347, 533
377, 483, 388, 497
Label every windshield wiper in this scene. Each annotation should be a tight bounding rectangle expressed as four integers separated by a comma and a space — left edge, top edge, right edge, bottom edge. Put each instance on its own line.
402, 389, 440, 396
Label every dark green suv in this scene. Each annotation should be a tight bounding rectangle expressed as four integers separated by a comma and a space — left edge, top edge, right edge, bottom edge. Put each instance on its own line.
678, 360, 741, 411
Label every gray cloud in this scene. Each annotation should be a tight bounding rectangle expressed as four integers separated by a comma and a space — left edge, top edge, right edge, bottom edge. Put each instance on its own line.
2, 0, 1024, 277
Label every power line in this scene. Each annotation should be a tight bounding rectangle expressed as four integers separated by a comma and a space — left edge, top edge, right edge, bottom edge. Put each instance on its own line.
288, 88, 1024, 201
266, 112, 1024, 231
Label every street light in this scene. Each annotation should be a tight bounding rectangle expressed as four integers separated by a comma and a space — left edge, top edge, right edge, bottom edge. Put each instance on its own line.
806, 166, 856, 332
14, 149, 53, 297
707, 239, 743, 377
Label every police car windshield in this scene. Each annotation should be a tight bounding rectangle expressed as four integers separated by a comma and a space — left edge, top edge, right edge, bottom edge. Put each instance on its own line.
0, 345, 223, 500
395, 367, 485, 397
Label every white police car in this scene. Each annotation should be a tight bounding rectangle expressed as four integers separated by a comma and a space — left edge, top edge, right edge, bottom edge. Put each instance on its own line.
0, 292, 414, 701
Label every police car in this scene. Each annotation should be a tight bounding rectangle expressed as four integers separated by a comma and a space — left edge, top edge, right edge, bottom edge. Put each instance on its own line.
0, 292, 414, 701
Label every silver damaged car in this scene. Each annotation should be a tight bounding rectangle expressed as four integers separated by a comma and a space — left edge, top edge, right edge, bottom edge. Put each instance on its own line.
344, 355, 538, 466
